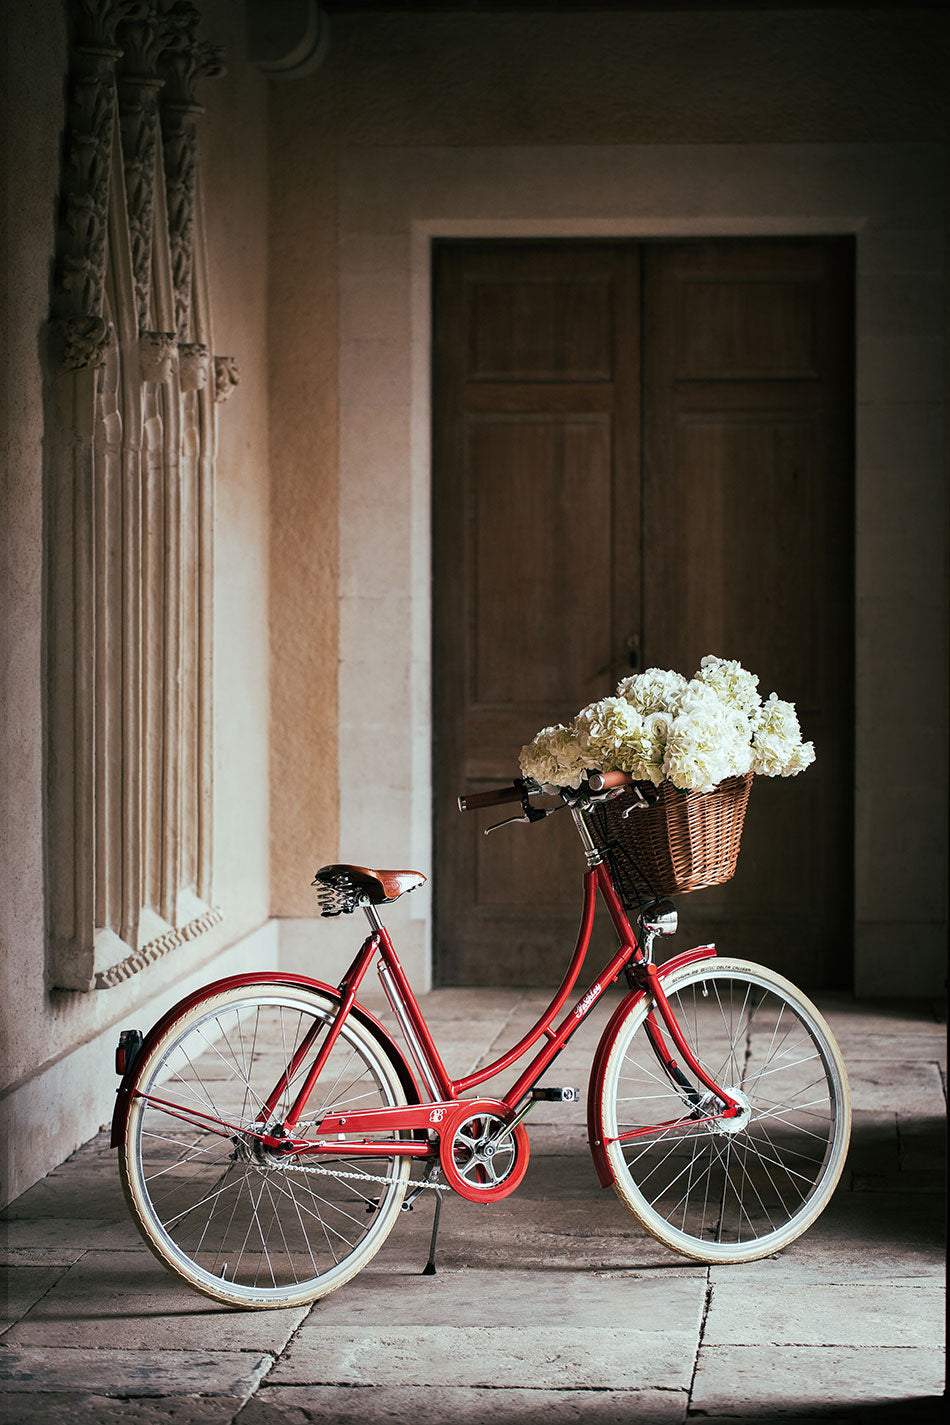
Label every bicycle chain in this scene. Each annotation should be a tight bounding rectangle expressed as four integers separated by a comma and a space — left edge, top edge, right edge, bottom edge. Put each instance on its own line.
279, 1160, 450, 1192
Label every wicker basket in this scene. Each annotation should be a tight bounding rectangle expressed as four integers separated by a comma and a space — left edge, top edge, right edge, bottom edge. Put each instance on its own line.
588, 770, 753, 904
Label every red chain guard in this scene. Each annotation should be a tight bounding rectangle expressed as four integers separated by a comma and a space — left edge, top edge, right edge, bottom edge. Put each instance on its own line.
437, 1099, 531, 1203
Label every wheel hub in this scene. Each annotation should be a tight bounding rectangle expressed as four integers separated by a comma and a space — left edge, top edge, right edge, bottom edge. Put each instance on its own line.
711, 1086, 752, 1136
230, 1126, 292, 1169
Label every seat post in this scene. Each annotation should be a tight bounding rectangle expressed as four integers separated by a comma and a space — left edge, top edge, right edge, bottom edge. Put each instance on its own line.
364, 903, 384, 934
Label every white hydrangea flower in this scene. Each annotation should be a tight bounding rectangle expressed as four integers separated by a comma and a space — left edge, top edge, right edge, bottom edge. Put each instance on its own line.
617, 667, 688, 714
751, 693, 816, 777
695, 655, 762, 717
571, 697, 670, 782
755, 692, 801, 740
573, 697, 637, 762
519, 723, 590, 789
521, 658, 814, 794
662, 692, 753, 792
680, 677, 729, 709
639, 711, 673, 785
781, 740, 817, 776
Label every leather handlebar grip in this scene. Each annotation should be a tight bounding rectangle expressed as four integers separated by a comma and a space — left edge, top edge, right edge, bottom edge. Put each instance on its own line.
457, 783, 525, 812
587, 770, 634, 791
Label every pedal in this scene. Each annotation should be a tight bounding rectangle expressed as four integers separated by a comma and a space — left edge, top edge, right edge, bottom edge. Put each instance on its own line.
531, 1086, 581, 1103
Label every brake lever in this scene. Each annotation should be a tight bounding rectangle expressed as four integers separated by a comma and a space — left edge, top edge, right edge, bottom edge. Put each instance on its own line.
621, 785, 657, 817
484, 811, 536, 835
483, 789, 562, 836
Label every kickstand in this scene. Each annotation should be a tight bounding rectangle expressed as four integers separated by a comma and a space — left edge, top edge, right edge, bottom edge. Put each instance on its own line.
422, 1189, 443, 1276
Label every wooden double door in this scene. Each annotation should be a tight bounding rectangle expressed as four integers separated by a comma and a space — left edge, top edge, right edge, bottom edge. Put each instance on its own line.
432, 239, 854, 989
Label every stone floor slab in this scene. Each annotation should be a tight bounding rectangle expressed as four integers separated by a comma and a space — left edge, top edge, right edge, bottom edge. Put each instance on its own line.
713, 1188, 945, 1284
0, 1217, 139, 1255
702, 1281, 945, 1349
690, 1344, 946, 1416
843, 1061, 945, 1114
305, 1265, 706, 1328
516, 1150, 609, 1196
0, 1392, 241, 1424
236, 1383, 689, 1423
377, 1202, 697, 1274
511, 1123, 596, 1157
1, 1166, 127, 1220
898, 1114, 948, 1170
853, 1170, 946, 1194
827, 1028, 947, 1063
844, 1111, 900, 1176
0, 1264, 69, 1326
0, 1246, 87, 1270
3, 1251, 308, 1353
368, 1188, 706, 1278
0, 1345, 271, 1397
362, 1166, 673, 1271
270, 1324, 696, 1390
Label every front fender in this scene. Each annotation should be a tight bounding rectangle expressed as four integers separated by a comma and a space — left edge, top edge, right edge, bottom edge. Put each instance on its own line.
586, 945, 717, 1188
111, 973, 421, 1148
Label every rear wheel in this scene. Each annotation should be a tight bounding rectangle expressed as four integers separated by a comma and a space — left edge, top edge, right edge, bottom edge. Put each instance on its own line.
119, 985, 410, 1307
599, 959, 850, 1262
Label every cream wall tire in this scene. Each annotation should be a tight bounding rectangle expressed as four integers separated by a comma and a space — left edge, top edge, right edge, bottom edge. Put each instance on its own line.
119, 985, 410, 1308
599, 959, 851, 1263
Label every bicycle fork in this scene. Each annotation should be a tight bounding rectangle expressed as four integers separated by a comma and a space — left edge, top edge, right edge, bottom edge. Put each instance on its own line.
631, 960, 742, 1120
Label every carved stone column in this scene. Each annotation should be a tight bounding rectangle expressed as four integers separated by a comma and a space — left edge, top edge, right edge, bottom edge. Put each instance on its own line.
48, 0, 229, 991
53, 0, 123, 369
116, 2, 164, 331
157, 2, 223, 343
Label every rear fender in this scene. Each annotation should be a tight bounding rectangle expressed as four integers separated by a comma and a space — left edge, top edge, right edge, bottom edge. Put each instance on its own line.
586, 944, 717, 1188
111, 973, 421, 1148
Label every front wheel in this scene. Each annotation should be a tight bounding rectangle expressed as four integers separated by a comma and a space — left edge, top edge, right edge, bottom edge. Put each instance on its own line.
598, 958, 851, 1263
119, 984, 411, 1308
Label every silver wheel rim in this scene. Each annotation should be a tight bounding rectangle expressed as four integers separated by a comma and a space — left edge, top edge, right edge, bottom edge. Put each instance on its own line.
603, 962, 850, 1261
124, 990, 409, 1305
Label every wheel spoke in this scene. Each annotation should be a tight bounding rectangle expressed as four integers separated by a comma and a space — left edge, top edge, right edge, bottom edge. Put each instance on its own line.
603, 961, 850, 1262
122, 988, 410, 1306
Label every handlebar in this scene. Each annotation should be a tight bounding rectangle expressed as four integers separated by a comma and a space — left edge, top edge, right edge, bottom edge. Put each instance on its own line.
457, 770, 644, 814
586, 771, 635, 793
457, 783, 526, 812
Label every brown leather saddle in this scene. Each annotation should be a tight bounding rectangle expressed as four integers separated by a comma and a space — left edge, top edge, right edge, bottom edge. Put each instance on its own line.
312, 863, 426, 917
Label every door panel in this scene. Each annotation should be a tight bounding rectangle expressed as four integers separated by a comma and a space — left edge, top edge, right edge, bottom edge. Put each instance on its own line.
433, 239, 853, 989
471, 417, 613, 705
433, 243, 640, 984
642, 241, 854, 986
468, 277, 614, 381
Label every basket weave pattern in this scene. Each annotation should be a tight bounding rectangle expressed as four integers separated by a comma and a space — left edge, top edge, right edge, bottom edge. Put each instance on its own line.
589, 770, 753, 901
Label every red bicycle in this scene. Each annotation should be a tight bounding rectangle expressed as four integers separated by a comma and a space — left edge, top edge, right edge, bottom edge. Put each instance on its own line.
113, 772, 851, 1309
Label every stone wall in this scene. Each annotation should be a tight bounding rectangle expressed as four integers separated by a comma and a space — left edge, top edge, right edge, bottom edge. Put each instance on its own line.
269, 6, 947, 994
0, 0, 273, 1203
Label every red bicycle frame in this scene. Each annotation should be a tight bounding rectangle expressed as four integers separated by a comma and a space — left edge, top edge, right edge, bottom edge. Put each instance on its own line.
115, 855, 741, 1185
249, 863, 734, 1156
